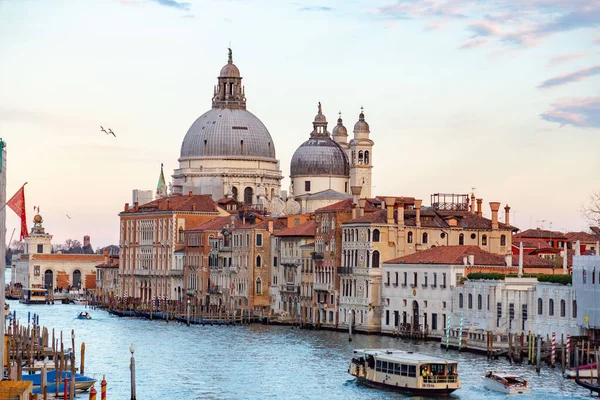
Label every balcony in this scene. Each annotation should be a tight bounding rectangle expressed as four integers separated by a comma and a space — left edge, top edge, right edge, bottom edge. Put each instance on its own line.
280, 285, 300, 294
169, 269, 184, 276
311, 252, 324, 260
281, 257, 302, 266
339, 296, 368, 306
314, 282, 333, 291
208, 286, 222, 294
337, 267, 353, 275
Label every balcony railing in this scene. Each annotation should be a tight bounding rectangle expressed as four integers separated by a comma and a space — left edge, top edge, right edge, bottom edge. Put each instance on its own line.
314, 282, 333, 291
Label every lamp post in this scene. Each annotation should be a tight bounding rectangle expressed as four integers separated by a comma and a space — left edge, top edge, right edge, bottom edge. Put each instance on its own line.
130, 344, 136, 400
186, 298, 191, 326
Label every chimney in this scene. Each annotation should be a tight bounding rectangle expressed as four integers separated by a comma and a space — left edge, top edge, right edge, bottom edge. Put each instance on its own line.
504, 205, 511, 225
192, 204, 196, 211
83, 235, 90, 247
167, 200, 172, 210
504, 253, 512, 267
476, 198, 483, 217
414, 199, 422, 228
268, 220, 274, 234
384, 197, 395, 224
125, 203, 129, 212
463, 255, 468, 266
350, 186, 362, 219
467, 254, 475, 266
489, 202, 500, 229
189, 191, 193, 197
358, 199, 366, 218
397, 200, 405, 225
518, 241, 523, 277
471, 193, 476, 214
134, 202, 139, 212
103, 249, 109, 264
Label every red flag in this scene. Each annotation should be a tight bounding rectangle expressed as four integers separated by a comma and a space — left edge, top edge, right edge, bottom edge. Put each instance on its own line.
7, 184, 28, 240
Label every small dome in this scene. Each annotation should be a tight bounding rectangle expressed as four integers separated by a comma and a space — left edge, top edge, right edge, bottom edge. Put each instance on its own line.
220, 62, 240, 78
332, 116, 347, 137
290, 138, 349, 177
314, 113, 327, 123
353, 110, 370, 133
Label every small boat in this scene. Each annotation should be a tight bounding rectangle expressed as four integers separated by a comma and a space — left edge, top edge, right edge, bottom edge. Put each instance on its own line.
565, 363, 598, 379
483, 370, 531, 395
23, 370, 96, 393
349, 349, 460, 395
77, 312, 92, 320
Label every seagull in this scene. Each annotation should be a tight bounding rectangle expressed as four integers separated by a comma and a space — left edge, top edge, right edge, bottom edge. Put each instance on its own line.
100, 126, 108, 135
108, 128, 116, 137
66, 214, 71, 219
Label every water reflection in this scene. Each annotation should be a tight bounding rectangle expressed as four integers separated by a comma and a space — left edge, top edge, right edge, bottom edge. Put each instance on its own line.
6, 300, 588, 399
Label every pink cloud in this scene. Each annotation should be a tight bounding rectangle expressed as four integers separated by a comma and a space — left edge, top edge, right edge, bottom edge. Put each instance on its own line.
541, 96, 600, 128
547, 52, 597, 66
460, 38, 488, 49
538, 64, 600, 88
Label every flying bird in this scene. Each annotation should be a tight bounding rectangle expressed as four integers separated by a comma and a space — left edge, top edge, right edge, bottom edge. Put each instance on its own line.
66, 214, 71, 219
100, 126, 108, 134
108, 128, 116, 137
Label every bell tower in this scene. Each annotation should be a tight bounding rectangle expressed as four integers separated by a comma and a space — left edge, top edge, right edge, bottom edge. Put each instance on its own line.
349, 107, 374, 198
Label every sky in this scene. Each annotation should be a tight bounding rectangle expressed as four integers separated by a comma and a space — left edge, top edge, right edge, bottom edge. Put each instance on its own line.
0, 0, 599, 248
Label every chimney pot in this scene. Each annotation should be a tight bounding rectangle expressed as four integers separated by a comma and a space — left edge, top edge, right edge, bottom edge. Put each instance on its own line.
467, 254, 475, 266
134, 202, 139, 212
268, 220, 274, 234
358, 199, 367, 218
125, 203, 129, 212
384, 197, 395, 224
414, 199, 422, 228
476, 199, 483, 217
471, 193, 476, 214
489, 202, 500, 229
463, 255, 468, 266
504, 205, 511, 226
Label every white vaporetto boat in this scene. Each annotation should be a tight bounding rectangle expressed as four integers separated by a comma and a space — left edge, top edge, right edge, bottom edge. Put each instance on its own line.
483, 370, 531, 395
349, 349, 460, 395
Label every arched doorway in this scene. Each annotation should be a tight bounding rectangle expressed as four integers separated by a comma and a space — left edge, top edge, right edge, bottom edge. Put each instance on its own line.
44, 270, 53, 290
412, 300, 419, 331
73, 270, 81, 289
244, 187, 253, 205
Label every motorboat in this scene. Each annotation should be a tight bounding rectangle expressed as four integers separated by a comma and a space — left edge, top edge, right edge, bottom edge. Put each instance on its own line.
565, 363, 598, 379
77, 312, 92, 320
349, 349, 460, 395
23, 370, 96, 393
19, 288, 47, 304
483, 370, 531, 395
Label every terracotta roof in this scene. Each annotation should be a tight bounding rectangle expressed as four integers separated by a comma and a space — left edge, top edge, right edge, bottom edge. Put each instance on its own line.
384, 245, 553, 267
275, 220, 315, 237
565, 231, 600, 243
512, 238, 553, 250
234, 218, 286, 232
122, 195, 218, 214
346, 209, 387, 224
186, 216, 232, 232
514, 228, 567, 240
315, 198, 379, 213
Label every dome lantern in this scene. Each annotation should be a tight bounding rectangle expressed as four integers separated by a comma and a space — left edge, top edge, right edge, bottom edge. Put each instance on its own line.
213, 48, 246, 110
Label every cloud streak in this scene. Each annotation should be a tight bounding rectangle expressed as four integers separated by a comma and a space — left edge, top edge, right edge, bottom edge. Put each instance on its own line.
299, 6, 333, 12
547, 52, 595, 66
540, 97, 600, 128
537, 64, 600, 88
151, 0, 191, 10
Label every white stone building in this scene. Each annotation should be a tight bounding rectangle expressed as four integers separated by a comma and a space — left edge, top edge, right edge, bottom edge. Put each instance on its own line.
172, 49, 283, 206
572, 254, 600, 340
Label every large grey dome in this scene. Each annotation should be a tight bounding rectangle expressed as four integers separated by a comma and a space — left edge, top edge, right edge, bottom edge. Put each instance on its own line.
290, 138, 349, 177
180, 108, 276, 160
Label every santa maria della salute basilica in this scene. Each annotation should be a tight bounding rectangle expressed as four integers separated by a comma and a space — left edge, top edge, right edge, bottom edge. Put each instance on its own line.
171, 49, 374, 214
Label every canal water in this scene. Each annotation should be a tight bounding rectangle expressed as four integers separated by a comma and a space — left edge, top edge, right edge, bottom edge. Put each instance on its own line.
6, 299, 589, 399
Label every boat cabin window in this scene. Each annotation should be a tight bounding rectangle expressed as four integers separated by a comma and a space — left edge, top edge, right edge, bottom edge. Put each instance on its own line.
376, 360, 417, 377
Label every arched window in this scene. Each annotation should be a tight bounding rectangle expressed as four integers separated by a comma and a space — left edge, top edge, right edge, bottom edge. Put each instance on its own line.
256, 255, 262, 268
407, 231, 413, 244
573, 300, 577, 318
231, 186, 238, 201
255, 278, 262, 295
178, 227, 184, 242
364, 151, 369, 165
468, 293, 473, 309
358, 151, 364, 164
501, 235, 506, 246
549, 299, 554, 316
482, 235, 487, 246
459, 293, 464, 308
459, 233, 464, 245
244, 187, 253, 205
422, 232, 428, 244
372, 251, 380, 268
72, 270, 81, 289
560, 299, 566, 317
537, 298, 543, 315
372, 229, 380, 242
477, 294, 482, 310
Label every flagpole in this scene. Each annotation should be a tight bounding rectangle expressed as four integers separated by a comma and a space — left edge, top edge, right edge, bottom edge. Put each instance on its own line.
0, 182, 27, 213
